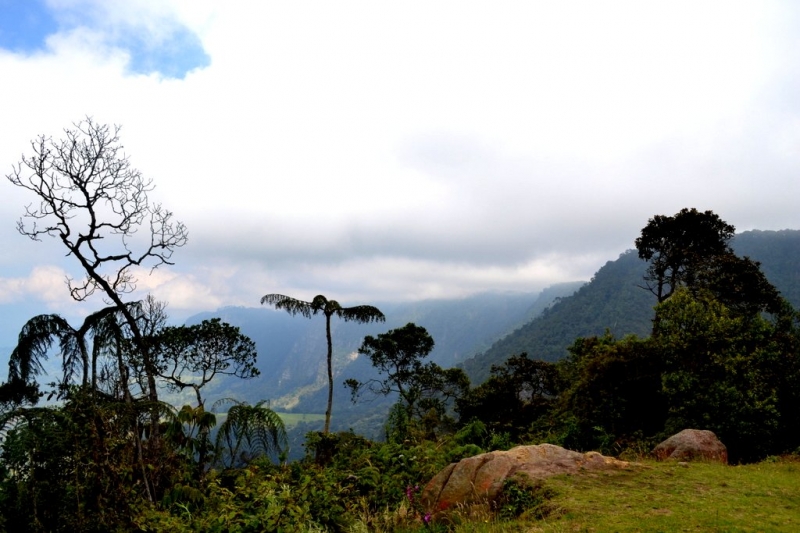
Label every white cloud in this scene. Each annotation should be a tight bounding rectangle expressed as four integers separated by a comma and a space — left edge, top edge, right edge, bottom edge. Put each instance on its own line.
1, 0, 799, 325
0, 266, 72, 308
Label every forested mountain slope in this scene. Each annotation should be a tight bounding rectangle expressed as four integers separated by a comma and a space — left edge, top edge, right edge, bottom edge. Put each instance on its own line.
461, 229, 800, 385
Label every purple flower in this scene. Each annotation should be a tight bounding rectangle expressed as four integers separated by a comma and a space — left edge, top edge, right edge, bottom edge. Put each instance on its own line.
423, 513, 432, 524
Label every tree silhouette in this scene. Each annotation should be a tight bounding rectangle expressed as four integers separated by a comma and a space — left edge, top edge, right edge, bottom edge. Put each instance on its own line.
155, 318, 260, 408
260, 294, 385, 433
6, 118, 188, 416
6, 305, 130, 398
635, 208, 735, 303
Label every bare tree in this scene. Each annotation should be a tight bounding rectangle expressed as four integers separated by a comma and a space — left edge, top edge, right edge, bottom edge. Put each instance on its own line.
260, 294, 385, 433
7, 118, 188, 502
6, 118, 188, 399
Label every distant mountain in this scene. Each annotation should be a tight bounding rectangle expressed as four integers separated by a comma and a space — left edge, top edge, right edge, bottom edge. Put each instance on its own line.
731, 229, 800, 307
460, 229, 800, 385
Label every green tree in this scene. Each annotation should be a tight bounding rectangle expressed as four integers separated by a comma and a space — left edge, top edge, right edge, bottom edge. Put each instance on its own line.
556, 332, 665, 452
4, 305, 135, 400
694, 252, 783, 316
635, 207, 735, 303
260, 294, 385, 433
346, 323, 469, 439
213, 399, 288, 468
155, 318, 260, 408
152, 319, 259, 479
0, 391, 180, 532
456, 353, 559, 441
653, 288, 789, 462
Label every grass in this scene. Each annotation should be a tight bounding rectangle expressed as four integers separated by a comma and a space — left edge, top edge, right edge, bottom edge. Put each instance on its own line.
439, 456, 800, 533
206, 411, 325, 430
274, 411, 325, 429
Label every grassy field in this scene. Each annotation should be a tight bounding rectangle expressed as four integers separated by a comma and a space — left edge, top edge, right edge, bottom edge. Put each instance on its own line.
274, 411, 326, 429
440, 457, 800, 533
207, 411, 325, 430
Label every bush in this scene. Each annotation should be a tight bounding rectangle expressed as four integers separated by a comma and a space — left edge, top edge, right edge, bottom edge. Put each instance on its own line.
495, 475, 557, 520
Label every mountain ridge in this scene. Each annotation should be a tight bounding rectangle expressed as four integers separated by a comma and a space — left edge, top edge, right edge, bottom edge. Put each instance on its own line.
460, 229, 800, 384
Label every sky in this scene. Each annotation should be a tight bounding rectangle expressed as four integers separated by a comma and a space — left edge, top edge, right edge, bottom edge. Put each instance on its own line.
1, 0, 799, 335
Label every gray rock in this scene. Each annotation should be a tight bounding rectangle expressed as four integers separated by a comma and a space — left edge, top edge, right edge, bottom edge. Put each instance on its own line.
652, 429, 727, 464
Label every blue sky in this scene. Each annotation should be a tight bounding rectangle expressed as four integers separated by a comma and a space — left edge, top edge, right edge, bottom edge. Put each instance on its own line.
0, 1, 59, 52
1, 1, 799, 350
0, 0, 208, 78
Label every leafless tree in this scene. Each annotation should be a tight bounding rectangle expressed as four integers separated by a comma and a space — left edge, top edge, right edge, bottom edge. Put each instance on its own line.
7, 118, 188, 502
7, 118, 188, 398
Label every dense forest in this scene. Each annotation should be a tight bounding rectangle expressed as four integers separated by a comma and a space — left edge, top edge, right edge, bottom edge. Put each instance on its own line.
1, 122, 799, 532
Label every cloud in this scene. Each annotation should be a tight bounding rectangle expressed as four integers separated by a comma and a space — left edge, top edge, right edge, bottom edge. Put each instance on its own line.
0, 265, 73, 308
1, 0, 800, 329
0, 0, 209, 78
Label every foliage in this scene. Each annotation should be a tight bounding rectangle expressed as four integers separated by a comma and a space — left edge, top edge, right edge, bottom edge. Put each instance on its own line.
5, 305, 133, 399
695, 252, 784, 316
0, 391, 181, 532
214, 399, 288, 468
155, 318, 260, 407
495, 475, 556, 521
139, 430, 456, 532
163, 403, 218, 484
457, 353, 559, 442
636, 208, 784, 333
635, 207, 736, 303
261, 293, 385, 433
555, 332, 665, 453
347, 323, 470, 440
654, 288, 796, 462
732, 229, 800, 307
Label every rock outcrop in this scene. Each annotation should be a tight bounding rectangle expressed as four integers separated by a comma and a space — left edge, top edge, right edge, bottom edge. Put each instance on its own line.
652, 429, 728, 464
421, 443, 629, 516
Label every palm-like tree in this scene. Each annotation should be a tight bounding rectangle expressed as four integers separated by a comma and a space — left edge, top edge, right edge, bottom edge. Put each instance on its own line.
213, 399, 288, 468
7, 305, 126, 396
260, 294, 385, 433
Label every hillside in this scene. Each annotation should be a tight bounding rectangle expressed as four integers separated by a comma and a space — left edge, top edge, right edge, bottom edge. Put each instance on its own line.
461, 229, 800, 385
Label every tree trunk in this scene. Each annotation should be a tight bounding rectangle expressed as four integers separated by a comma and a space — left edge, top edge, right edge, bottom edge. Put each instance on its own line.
324, 314, 333, 434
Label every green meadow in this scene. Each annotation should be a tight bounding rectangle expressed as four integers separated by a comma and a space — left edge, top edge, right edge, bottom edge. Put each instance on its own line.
442, 457, 800, 533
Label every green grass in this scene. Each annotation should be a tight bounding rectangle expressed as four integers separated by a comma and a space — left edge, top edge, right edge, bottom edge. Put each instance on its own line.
208, 411, 325, 430
274, 411, 325, 429
441, 457, 800, 533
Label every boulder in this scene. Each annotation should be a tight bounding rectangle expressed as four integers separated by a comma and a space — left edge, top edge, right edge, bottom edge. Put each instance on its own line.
652, 429, 727, 464
421, 443, 629, 516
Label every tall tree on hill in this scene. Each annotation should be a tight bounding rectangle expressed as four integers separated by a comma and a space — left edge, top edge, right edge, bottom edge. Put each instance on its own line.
635, 208, 784, 332
260, 294, 385, 433
635, 208, 735, 303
